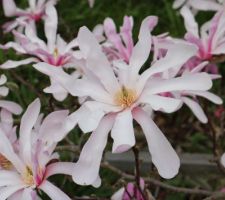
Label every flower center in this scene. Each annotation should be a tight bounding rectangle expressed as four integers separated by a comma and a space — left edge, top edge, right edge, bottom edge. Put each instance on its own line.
23, 167, 35, 186
53, 48, 59, 58
115, 87, 137, 108
0, 154, 12, 170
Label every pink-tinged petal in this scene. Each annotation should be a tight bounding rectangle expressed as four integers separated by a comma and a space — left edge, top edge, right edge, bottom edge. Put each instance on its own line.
2, 20, 20, 33
44, 3, 58, 51
25, 25, 47, 49
0, 171, 23, 187
0, 109, 13, 124
120, 16, 134, 54
133, 107, 180, 179
147, 73, 212, 94
33, 62, 75, 89
104, 18, 125, 55
44, 84, 68, 102
129, 16, 154, 81
76, 101, 120, 133
0, 74, 7, 85
181, 97, 208, 123
55, 33, 66, 48
0, 58, 38, 69
0, 100, 22, 115
213, 42, 225, 54
180, 6, 199, 37
2, 0, 17, 17
72, 115, 115, 186
66, 78, 113, 103
190, 61, 208, 73
111, 187, 124, 200
221, 153, 225, 167
93, 24, 105, 42
7, 190, 23, 200
62, 110, 81, 135
210, 11, 225, 51
19, 98, 40, 166
139, 94, 182, 113
111, 110, 135, 153
189, 0, 223, 11
0, 42, 26, 54
0, 127, 25, 173
45, 162, 74, 178
28, 0, 36, 10
65, 38, 78, 52
138, 43, 197, 92
0, 87, 9, 97
186, 91, 222, 104
0, 185, 26, 200
78, 26, 120, 94
39, 110, 70, 144
39, 181, 71, 200
19, 188, 34, 200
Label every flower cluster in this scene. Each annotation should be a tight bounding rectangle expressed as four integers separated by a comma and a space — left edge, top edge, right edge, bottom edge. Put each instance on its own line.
0, 0, 224, 199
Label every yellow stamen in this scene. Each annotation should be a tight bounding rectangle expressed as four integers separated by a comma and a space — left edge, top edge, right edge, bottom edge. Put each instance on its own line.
115, 87, 137, 108
23, 167, 35, 186
53, 48, 59, 58
0, 154, 12, 170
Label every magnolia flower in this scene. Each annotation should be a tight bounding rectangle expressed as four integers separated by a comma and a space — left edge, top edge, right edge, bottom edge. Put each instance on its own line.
102, 16, 158, 63
0, 99, 74, 200
34, 15, 214, 187
181, 6, 225, 71
157, 60, 222, 123
0, 3, 79, 101
173, 0, 224, 14
111, 179, 145, 200
2, 0, 57, 33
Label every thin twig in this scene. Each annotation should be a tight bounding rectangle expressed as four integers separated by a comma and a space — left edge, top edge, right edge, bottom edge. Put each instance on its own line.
10, 70, 42, 99
101, 162, 214, 196
132, 146, 147, 200
55, 145, 79, 153
202, 192, 225, 200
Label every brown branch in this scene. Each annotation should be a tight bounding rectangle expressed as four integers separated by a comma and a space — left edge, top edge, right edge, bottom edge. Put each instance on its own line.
132, 146, 147, 200
101, 162, 215, 196
10, 70, 42, 99
204, 105, 225, 175
55, 145, 79, 153
202, 192, 225, 200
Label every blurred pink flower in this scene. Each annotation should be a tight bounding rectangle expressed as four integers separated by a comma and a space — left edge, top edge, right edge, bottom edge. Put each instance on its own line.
34, 17, 215, 186
214, 106, 225, 118
2, 0, 57, 33
102, 16, 158, 63
0, 3, 79, 101
0, 99, 73, 200
173, 0, 224, 14
181, 7, 225, 73
157, 60, 222, 123
111, 179, 145, 200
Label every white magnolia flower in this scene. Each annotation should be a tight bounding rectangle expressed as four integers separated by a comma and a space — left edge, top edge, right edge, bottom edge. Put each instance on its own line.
0, 3, 79, 101
2, 0, 57, 32
34, 15, 214, 187
0, 99, 74, 200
